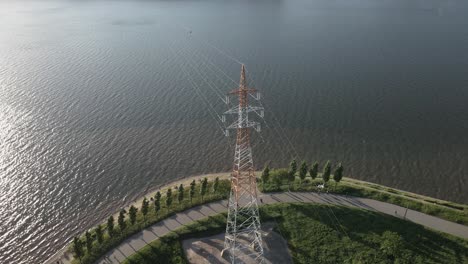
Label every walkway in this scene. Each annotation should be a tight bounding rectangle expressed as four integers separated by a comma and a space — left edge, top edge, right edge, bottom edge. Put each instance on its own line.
49, 192, 468, 264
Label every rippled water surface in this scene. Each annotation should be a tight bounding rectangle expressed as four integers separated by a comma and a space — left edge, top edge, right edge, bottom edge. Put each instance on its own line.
1, 0, 468, 262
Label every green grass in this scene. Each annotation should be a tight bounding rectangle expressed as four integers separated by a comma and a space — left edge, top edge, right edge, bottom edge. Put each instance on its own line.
122, 214, 227, 264
124, 203, 468, 264
264, 203, 468, 264
71, 179, 231, 264
123, 238, 185, 264
259, 169, 468, 225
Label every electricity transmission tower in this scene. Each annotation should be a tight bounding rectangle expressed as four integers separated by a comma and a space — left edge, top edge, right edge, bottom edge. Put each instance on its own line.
221, 65, 264, 263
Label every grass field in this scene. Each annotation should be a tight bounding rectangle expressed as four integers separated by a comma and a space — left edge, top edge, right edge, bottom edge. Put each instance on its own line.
123, 203, 468, 264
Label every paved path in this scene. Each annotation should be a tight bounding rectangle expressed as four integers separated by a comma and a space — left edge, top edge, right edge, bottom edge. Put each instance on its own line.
48, 192, 468, 264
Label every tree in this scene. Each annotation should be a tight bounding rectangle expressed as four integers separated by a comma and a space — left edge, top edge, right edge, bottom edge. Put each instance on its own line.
200, 177, 208, 201
380, 231, 404, 260
272, 173, 282, 189
155, 190, 162, 201
212, 177, 219, 196
178, 184, 184, 205
118, 209, 126, 231
189, 180, 196, 204
85, 230, 93, 253
73, 236, 84, 262
333, 163, 344, 188
142, 197, 149, 221
271, 169, 288, 190
299, 161, 308, 184
287, 171, 295, 190
107, 216, 114, 237
129, 205, 138, 225
261, 165, 270, 185
289, 159, 297, 177
95, 225, 104, 244
322, 160, 331, 186
166, 188, 173, 209
309, 162, 319, 180
287, 159, 298, 190
154, 191, 161, 214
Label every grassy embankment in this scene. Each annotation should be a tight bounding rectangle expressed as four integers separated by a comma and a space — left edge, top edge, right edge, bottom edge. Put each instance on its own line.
71, 178, 231, 264
258, 169, 468, 225
123, 203, 468, 264
69, 169, 467, 263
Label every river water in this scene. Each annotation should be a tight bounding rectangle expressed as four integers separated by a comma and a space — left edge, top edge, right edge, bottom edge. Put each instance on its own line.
1, 0, 468, 262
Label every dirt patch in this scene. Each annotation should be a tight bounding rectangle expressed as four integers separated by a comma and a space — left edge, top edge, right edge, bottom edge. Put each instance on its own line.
182, 222, 292, 264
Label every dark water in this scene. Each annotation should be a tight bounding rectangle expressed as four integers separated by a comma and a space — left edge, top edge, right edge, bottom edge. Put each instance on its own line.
1, 0, 468, 262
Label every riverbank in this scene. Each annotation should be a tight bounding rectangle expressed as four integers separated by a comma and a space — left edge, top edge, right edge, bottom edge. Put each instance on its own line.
46, 171, 467, 264
259, 171, 468, 225
123, 203, 468, 264
45, 173, 233, 264
109, 192, 468, 263
112, 172, 231, 220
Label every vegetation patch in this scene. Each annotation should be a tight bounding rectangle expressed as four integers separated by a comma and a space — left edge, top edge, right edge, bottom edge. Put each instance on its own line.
264, 203, 468, 264
122, 214, 227, 264
124, 203, 468, 264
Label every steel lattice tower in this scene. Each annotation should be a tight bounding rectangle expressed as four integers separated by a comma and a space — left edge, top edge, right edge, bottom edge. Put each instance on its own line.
221, 65, 264, 263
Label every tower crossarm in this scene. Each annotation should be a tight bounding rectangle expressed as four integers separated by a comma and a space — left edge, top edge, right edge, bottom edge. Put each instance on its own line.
226, 120, 258, 130
224, 106, 264, 115
229, 88, 257, 95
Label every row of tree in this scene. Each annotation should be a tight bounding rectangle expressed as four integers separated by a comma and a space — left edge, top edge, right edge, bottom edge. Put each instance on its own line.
73, 177, 221, 261
261, 160, 344, 188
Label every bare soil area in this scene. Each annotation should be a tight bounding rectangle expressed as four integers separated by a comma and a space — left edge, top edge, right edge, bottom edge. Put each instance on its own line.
182, 222, 292, 264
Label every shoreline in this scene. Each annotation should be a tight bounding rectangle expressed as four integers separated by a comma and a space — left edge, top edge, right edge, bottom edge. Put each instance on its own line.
123, 171, 264, 221
45, 171, 466, 264
44, 172, 236, 264
116, 172, 231, 219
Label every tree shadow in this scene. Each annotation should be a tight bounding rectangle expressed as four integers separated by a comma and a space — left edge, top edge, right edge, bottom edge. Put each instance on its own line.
268, 203, 468, 263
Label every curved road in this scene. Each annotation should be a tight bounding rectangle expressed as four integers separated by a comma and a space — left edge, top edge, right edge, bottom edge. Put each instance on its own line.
50, 191, 468, 264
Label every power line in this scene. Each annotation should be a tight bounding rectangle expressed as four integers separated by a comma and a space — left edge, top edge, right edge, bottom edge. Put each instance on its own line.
180, 35, 239, 87
172, 39, 227, 102
164, 40, 226, 135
